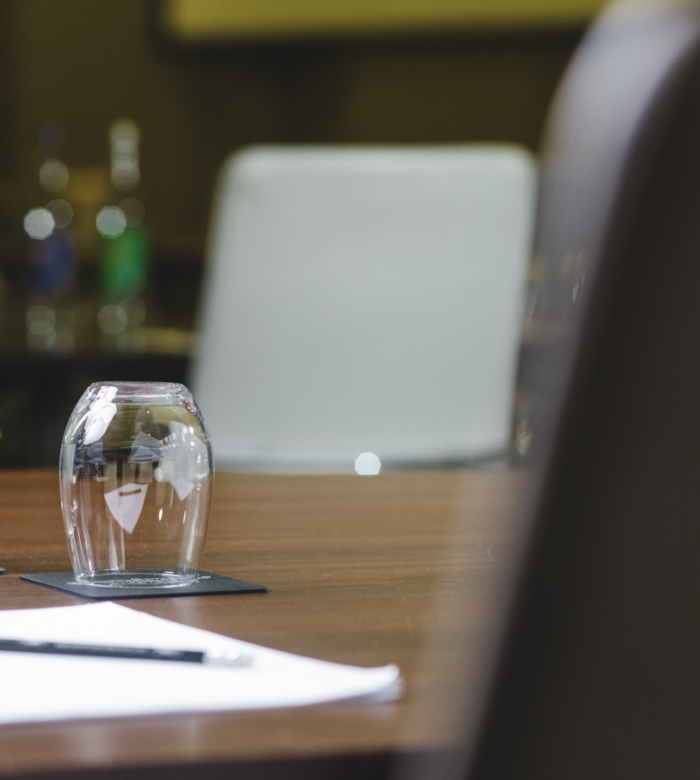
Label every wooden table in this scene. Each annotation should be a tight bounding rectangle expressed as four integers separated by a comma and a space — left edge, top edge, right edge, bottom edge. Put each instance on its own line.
0, 468, 519, 780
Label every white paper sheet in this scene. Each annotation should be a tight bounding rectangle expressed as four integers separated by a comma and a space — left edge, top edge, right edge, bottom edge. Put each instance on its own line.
0, 602, 400, 725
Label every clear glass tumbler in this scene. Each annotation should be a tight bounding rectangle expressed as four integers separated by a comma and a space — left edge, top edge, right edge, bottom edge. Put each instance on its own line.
60, 382, 214, 588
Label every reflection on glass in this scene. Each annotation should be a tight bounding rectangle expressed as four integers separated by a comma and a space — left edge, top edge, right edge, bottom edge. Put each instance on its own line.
60, 382, 214, 588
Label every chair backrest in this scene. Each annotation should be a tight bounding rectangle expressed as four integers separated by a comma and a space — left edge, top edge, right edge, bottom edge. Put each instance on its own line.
395, 2, 700, 779
192, 145, 536, 471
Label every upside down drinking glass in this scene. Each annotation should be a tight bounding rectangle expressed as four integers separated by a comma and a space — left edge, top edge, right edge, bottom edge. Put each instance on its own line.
59, 382, 214, 588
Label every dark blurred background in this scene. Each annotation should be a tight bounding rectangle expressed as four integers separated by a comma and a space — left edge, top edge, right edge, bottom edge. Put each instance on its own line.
0, 0, 590, 466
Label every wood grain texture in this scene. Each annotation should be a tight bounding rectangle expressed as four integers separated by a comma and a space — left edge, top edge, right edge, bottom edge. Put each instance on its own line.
0, 468, 521, 778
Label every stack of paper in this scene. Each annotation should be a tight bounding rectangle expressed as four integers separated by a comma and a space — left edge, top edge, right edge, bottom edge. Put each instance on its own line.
0, 602, 400, 725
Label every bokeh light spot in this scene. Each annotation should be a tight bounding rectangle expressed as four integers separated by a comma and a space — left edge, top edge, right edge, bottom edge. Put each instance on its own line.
119, 197, 145, 226
24, 208, 55, 240
46, 199, 73, 229
96, 206, 127, 238
355, 452, 382, 475
110, 119, 140, 145
111, 158, 140, 189
97, 304, 128, 335
110, 119, 140, 191
39, 160, 69, 193
26, 304, 56, 336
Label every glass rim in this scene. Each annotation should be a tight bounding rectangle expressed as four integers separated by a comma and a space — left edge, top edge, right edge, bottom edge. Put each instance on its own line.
87, 381, 191, 400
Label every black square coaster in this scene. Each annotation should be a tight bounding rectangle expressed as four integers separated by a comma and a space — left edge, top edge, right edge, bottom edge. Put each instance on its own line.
19, 570, 269, 600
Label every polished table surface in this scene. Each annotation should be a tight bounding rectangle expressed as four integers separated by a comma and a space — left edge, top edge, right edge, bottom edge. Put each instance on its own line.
0, 468, 518, 779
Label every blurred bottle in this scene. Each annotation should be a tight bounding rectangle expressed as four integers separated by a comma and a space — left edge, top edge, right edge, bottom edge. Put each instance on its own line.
96, 119, 149, 352
0, 177, 25, 352
0, 265, 9, 350
24, 125, 76, 352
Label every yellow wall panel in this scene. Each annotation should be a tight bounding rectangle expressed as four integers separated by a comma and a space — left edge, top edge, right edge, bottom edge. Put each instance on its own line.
162, 0, 608, 40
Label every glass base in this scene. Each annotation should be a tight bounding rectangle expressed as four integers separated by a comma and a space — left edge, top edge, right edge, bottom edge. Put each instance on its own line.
75, 569, 198, 589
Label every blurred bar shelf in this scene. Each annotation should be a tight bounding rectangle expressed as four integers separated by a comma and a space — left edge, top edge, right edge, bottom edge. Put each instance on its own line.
0, 348, 191, 468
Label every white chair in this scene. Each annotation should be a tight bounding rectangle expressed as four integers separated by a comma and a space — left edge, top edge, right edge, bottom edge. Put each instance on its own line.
192, 145, 536, 472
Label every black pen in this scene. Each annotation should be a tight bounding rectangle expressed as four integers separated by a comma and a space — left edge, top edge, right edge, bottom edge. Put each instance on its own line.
0, 639, 252, 666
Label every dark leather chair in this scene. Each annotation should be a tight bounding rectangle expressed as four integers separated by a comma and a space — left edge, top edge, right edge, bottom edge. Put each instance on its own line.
400, 3, 700, 778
